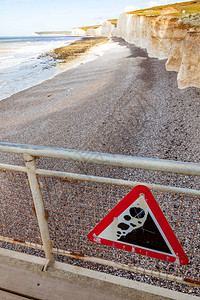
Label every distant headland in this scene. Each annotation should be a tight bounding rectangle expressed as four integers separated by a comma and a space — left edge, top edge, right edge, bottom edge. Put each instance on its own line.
33, 31, 72, 36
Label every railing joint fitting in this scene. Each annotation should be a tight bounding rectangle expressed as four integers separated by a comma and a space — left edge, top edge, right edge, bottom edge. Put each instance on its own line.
41, 259, 54, 272
24, 159, 35, 163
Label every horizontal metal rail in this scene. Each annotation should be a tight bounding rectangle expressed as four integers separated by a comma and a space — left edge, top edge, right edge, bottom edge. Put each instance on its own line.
0, 163, 199, 196
0, 163, 26, 173
36, 169, 200, 197
52, 247, 185, 285
0, 142, 199, 176
51, 248, 200, 288
0, 236, 43, 251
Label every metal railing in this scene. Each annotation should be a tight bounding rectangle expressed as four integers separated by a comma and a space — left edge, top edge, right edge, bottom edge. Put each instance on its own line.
0, 142, 199, 294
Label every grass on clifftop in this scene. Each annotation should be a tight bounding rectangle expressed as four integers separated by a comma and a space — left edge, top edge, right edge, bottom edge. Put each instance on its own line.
127, 0, 200, 15
77, 19, 118, 30
107, 19, 118, 26
49, 38, 109, 63
127, 1, 200, 28
77, 25, 101, 31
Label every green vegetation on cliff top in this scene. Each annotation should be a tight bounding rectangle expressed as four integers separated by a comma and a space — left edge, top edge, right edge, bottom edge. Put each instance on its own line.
76, 25, 101, 31
77, 19, 117, 31
126, 1, 200, 28
107, 19, 118, 27
127, 0, 200, 16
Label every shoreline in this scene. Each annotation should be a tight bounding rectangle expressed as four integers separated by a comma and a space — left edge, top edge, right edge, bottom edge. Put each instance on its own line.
0, 37, 109, 102
49, 37, 109, 62
53, 37, 110, 73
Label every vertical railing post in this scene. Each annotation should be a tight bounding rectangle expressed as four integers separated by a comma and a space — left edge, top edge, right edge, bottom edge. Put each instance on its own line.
24, 154, 54, 269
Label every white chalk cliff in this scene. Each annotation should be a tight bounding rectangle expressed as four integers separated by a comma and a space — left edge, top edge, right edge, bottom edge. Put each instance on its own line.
117, 9, 200, 89
71, 21, 117, 37
96, 21, 118, 37
71, 28, 87, 36
72, 10, 200, 89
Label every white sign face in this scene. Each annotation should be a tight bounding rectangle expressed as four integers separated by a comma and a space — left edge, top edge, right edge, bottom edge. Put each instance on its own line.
99, 195, 174, 256
99, 195, 148, 241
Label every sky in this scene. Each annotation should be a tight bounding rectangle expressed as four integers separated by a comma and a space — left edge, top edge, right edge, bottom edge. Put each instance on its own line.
0, 0, 190, 36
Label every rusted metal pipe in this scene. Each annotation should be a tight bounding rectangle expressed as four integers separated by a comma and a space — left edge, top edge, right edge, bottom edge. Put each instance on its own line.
36, 168, 200, 197
24, 154, 54, 267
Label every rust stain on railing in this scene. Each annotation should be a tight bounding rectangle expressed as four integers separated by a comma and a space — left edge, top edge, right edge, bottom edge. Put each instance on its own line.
184, 278, 200, 287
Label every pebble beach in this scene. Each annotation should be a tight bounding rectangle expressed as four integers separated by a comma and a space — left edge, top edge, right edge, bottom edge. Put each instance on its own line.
0, 37, 199, 296
0, 37, 199, 165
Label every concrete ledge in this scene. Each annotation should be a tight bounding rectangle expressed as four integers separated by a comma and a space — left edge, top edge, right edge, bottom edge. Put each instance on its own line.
0, 248, 198, 300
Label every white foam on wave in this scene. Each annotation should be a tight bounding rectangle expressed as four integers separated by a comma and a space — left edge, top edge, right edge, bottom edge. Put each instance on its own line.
0, 36, 80, 100
0, 82, 6, 88
0, 39, 72, 71
0, 57, 26, 70
0, 55, 14, 60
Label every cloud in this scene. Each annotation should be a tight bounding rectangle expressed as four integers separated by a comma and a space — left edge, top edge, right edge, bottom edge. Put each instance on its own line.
124, 6, 140, 13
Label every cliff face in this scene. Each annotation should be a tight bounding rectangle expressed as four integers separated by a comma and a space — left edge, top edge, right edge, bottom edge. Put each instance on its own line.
71, 28, 87, 36
97, 21, 117, 37
71, 21, 117, 37
117, 11, 200, 89
177, 31, 200, 89
71, 8, 200, 89
117, 14, 152, 51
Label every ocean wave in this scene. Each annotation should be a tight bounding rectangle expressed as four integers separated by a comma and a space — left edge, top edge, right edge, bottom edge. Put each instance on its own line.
0, 57, 27, 70
0, 82, 6, 88
0, 36, 80, 100
0, 41, 71, 70
0, 55, 14, 60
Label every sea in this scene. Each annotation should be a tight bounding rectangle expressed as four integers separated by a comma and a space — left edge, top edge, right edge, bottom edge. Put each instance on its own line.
0, 36, 80, 101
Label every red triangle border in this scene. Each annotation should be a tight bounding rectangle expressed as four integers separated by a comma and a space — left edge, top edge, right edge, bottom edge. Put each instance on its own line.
87, 185, 189, 265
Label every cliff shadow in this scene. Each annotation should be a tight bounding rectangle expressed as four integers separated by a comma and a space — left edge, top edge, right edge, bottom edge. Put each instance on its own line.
111, 37, 148, 58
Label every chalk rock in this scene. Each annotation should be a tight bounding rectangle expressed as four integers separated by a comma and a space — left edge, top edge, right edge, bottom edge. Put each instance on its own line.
72, 21, 117, 38
117, 13, 152, 49
177, 31, 200, 89
96, 21, 117, 37
117, 12, 200, 89
86, 29, 97, 36
71, 28, 86, 36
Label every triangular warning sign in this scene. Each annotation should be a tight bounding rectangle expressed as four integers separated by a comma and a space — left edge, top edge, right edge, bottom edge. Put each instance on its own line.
87, 185, 188, 265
